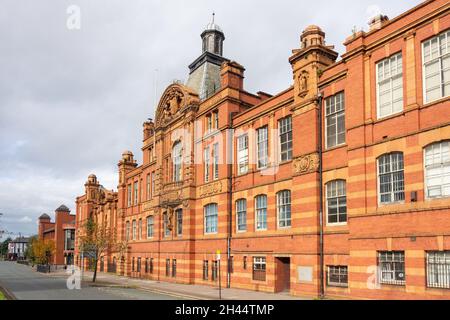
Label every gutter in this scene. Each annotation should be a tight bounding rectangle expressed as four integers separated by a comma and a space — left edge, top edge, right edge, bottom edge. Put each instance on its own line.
317, 91, 325, 299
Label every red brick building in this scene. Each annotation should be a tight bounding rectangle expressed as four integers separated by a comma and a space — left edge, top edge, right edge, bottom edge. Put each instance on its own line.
75, 0, 450, 299
38, 205, 76, 265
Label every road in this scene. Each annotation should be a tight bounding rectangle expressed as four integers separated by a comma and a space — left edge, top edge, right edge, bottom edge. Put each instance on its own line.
0, 261, 180, 300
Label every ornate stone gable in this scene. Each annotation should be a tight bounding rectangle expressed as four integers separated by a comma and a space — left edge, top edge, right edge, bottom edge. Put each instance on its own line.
155, 84, 200, 128
293, 152, 320, 175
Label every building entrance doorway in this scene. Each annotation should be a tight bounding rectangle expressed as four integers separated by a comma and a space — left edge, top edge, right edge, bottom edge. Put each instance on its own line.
275, 257, 291, 293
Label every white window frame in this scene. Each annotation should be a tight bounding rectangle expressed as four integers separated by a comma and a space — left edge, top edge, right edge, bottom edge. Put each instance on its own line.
325, 180, 347, 226
255, 195, 267, 231
132, 220, 136, 240
325, 92, 345, 149
204, 147, 210, 182
277, 190, 291, 229
426, 251, 450, 289
172, 141, 182, 182
237, 134, 249, 175
377, 152, 405, 205
133, 181, 138, 205
378, 251, 406, 286
278, 116, 293, 162
204, 203, 218, 234
256, 126, 269, 169
327, 265, 348, 287
147, 216, 154, 238
213, 143, 219, 180
422, 30, 450, 104
236, 199, 247, 232
424, 141, 450, 199
376, 52, 403, 119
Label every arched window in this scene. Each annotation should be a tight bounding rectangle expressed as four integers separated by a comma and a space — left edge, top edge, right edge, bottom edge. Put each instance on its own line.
255, 195, 267, 231
326, 180, 347, 224
236, 199, 247, 232
204, 203, 218, 234
277, 190, 291, 228
172, 141, 182, 182
424, 141, 450, 198
378, 152, 405, 204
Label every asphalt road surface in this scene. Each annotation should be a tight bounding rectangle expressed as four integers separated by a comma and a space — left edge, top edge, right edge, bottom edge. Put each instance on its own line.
0, 261, 180, 300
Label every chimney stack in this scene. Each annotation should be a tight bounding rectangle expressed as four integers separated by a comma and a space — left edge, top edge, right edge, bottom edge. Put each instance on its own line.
368, 14, 389, 31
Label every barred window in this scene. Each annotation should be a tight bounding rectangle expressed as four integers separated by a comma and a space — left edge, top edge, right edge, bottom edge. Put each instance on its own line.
145, 258, 148, 273
325, 92, 345, 149
327, 266, 348, 287
176, 209, 183, 236
132, 220, 137, 240
132, 257, 135, 272
378, 153, 405, 204
279, 116, 293, 161
326, 180, 347, 224
213, 143, 219, 180
257, 126, 269, 169
137, 257, 141, 273
204, 147, 210, 182
427, 251, 450, 289
422, 30, 450, 103
211, 260, 218, 281
377, 53, 403, 118
378, 251, 405, 285
255, 195, 267, 231
172, 259, 177, 278
277, 190, 291, 228
238, 134, 249, 175
165, 259, 170, 277
425, 141, 450, 198
204, 203, 218, 234
147, 216, 154, 238
243, 256, 247, 270
253, 257, 266, 281
236, 199, 247, 232
150, 258, 154, 274
203, 260, 209, 280
172, 141, 182, 182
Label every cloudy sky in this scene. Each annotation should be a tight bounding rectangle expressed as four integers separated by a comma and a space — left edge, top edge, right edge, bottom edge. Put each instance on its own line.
0, 0, 422, 238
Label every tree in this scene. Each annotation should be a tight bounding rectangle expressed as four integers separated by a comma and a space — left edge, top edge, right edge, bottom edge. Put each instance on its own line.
0, 237, 12, 259
24, 235, 38, 263
77, 217, 120, 283
29, 237, 55, 265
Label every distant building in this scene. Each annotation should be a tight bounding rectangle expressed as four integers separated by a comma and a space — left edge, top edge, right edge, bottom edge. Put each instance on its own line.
7, 236, 30, 261
38, 205, 76, 265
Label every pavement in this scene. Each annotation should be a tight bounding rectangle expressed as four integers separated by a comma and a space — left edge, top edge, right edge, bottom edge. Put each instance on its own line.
0, 261, 181, 300
47, 268, 311, 300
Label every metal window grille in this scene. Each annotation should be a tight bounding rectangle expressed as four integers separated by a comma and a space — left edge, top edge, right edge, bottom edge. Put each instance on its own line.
172, 259, 177, 278
211, 261, 218, 281
427, 251, 450, 289
145, 258, 148, 273
378, 153, 405, 204
327, 266, 348, 287
378, 251, 405, 285
252, 257, 266, 281
203, 260, 209, 280
165, 259, 170, 277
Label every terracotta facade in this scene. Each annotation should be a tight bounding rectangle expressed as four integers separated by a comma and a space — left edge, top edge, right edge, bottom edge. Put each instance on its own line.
75, 0, 450, 299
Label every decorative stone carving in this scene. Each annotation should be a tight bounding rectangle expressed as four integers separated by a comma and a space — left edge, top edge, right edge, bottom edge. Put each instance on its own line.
199, 181, 223, 197
297, 71, 309, 97
293, 152, 320, 175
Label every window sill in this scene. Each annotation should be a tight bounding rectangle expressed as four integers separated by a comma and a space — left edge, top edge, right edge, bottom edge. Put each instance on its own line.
324, 143, 347, 152
326, 222, 348, 227
378, 201, 405, 207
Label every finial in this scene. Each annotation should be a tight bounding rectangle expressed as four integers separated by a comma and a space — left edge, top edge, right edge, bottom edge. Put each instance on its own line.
212, 12, 215, 24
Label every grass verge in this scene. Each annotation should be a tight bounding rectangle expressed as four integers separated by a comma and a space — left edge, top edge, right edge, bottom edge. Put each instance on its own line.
0, 290, 5, 300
